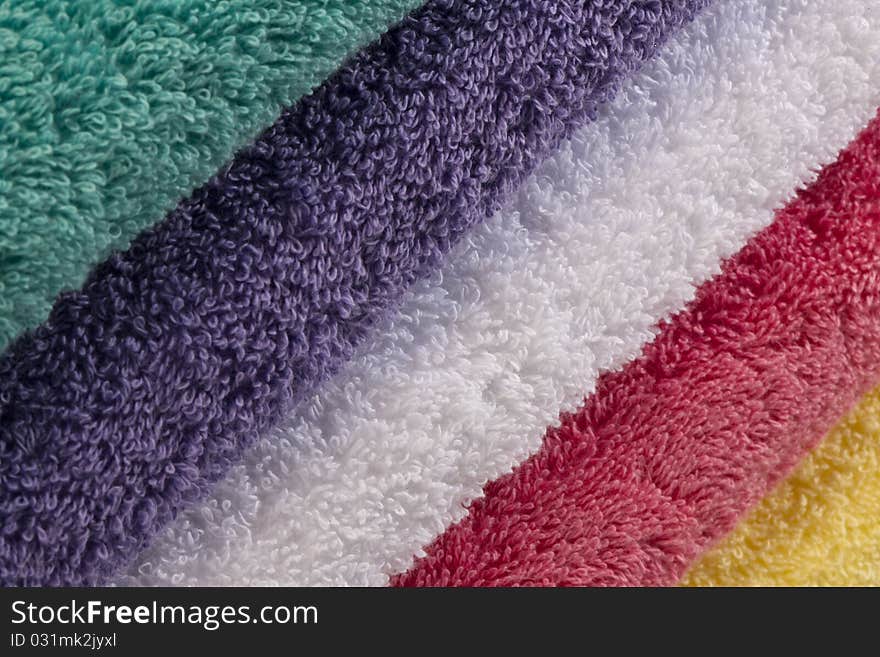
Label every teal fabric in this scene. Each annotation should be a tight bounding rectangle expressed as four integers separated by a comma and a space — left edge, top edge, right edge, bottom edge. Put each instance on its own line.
0, 0, 421, 350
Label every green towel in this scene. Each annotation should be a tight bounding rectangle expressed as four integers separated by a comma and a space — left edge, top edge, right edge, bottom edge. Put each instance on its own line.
0, 0, 420, 350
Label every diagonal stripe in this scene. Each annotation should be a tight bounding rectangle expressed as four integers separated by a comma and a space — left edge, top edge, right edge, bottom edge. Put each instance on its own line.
682, 385, 880, 586
120, 0, 880, 586
0, 0, 705, 587
0, 0, 423, 350
394, 111, 880, 587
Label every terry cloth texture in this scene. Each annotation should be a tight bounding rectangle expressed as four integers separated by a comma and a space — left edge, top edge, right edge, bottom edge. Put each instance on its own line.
0, 0, 423, 351
393, 110, 880, 587
682, 384, 880, 586
0, 0, 706, 586
118, 0, 880, 586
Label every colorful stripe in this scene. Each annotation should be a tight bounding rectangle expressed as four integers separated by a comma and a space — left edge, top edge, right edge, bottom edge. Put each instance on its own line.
0, 0, 424, 351
0, 0, 705, 586
682, 384, 880, 587
118, 0, 880, 586
4, 0, 880, 589
393, 109, 880, 587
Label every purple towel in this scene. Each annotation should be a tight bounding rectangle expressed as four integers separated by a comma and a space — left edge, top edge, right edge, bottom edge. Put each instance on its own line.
0, 0, 707, 585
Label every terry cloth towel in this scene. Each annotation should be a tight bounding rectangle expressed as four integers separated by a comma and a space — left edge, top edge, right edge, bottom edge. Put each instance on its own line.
0, 0, 706, 586
394, 110, 880, 586
684, 383, 880, 586
120, 0, 880, 586
0, 0, 423, 350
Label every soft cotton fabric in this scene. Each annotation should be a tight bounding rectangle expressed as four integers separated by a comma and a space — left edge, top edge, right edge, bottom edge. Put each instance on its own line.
0, 0, 705, 586
0, 0, 423, 350
682, 385, 880, 587
119, 0, 880, 587
395, 109, 880, 586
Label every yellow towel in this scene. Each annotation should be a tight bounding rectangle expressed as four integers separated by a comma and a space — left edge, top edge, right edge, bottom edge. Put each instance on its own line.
682, 387, 880, 586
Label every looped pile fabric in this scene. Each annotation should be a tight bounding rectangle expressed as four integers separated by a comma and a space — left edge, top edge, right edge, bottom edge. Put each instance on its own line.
120, 0, 880, 587
3, 0, 880, 588
0, 0, 425, 351
0, 0, 705, 586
